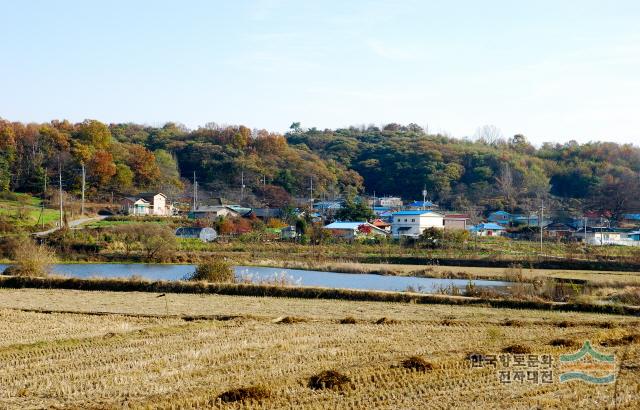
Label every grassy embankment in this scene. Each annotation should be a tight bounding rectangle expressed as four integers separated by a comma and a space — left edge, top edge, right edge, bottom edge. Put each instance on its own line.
0, 192, 59, 231
0, 288, 638, 409
1, 275, 638, 316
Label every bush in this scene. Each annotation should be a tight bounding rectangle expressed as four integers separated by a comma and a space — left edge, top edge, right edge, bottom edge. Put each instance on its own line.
308, 370, 351, 390
549, 338, 578, 348
111, 223, 177, 261
217, 386, 270, 403
4, 237, 56, 277
401, 356, 434, 372
501, 344, 532, 354
188, 258, 235, 282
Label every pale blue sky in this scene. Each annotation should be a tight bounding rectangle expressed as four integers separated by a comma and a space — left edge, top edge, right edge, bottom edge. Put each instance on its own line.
2, 0, 639, 144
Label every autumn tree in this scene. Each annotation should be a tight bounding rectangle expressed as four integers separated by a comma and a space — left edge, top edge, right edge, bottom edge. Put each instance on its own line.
76, 120, 111, 149
88, 150, 117, 185
126, 145, 160, 187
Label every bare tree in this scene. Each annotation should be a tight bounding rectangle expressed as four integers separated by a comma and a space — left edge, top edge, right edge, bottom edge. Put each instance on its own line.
474, 125, 504, 145
495, 163, 518, 211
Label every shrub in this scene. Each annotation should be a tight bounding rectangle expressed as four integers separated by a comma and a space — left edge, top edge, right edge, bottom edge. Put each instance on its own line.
375, 317, 398, 325
401, 356, 434, 372
609, 287, 640, 306
501, 344, 532, 354
275, 316, 306, 324
4, 237, 56, 277
549, 338, 577, 348
217, 386, 270, 403
502, 319, 523, 327
187, 258, 235, 283
554, 320, 577, 328
339, 316, 357, 324
111, 223, 177, 260
601, 334, 640, 347
308, 370, 351, 390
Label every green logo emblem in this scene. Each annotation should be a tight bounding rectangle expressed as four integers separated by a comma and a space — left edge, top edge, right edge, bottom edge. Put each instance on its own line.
559, 341, 616, 384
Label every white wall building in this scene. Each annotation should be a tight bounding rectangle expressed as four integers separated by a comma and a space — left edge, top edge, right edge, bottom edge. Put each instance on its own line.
391, 210, 444, 238
376, 196, 403, 208
139, 193, 170, 216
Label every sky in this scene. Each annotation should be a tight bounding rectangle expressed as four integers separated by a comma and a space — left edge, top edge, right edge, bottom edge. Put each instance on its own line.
1, 0, 640, 145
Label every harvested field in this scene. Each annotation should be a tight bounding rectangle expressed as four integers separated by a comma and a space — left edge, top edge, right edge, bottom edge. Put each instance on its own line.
0, 289, 639, 409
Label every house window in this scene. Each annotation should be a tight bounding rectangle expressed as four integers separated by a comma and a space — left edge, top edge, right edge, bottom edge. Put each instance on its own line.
404, 219, 407, 222
411, 219, 415, 222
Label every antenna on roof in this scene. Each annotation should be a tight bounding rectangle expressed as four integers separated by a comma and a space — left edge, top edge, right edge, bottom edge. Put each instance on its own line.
422, 186, 428, 211
240, 170, 245, 203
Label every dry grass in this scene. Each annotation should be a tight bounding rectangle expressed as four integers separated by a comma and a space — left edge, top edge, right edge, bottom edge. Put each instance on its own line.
0, 289, 639, 408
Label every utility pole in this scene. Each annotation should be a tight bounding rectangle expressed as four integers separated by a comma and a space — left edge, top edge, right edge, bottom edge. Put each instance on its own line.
240, 170, 245, 203
41, 169, 47, 229
58, 158, 63, 228
81, 162, 86, 216
309, 177, 314, 202
540, 200, 544, 253
192, 171, 197, 210
583, 217, 587, 246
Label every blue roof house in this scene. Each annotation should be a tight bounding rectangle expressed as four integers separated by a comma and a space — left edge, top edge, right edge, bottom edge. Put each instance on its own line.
488, 211, 511, 225
469, 223, 507, 237
407, 200, 437, 209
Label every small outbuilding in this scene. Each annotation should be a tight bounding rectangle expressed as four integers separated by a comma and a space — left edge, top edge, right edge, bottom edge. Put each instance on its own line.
175, 227, 218, 242
280, 226, 298, 240
469, 223, 506, 237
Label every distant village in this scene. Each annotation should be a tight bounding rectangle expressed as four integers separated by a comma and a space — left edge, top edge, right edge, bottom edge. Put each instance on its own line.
119, 192, 640, 246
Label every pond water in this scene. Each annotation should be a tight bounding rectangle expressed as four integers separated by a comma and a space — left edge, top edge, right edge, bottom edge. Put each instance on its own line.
0, 263, 508, 293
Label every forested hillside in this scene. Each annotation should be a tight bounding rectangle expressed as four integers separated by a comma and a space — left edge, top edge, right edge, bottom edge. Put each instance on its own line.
1, 118, 639, 217
287, 124, 640, 218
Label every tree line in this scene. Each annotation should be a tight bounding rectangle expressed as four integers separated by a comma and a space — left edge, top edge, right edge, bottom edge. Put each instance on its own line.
2, 118, 639, 218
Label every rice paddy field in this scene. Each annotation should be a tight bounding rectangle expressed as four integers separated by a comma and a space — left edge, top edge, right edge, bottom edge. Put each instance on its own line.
0, 288, 639, 409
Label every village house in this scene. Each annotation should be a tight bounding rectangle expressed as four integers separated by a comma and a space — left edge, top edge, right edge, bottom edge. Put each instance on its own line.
443, 214, 470, 230
573, 227, 630, 246
323, 221, 389, 240
280, 226, 299, 240
545, 222, 576, 240
375, 196, 403, 208
120, 197, 151, 216
121, 192, 173, 216
510, 214, 545, 227
579, 211, 612, 228
189, 206, 242, 220
391, 210, 444, 238
406, 200, 438, 210
252, 208, 284, 220
174, 227, 218, 242
469, 223, 506, 237
488, 211, 511, 226
138, 192, 172, 216
628, 231, 640, 244
371, 218, 392, 232
313, 200, 343, 211
621, 214, 640, 227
